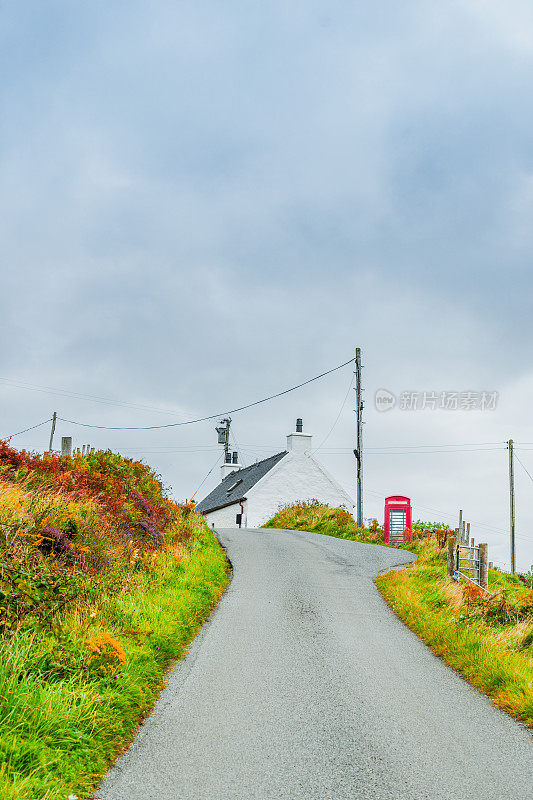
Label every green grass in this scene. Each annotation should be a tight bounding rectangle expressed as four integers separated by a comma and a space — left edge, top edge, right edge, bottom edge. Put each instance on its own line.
377, 550, 533, 726
0, 521, 229, 800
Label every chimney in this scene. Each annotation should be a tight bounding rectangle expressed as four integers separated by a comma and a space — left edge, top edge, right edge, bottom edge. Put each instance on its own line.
220, 451, 242, 480
287, 418, 312, 454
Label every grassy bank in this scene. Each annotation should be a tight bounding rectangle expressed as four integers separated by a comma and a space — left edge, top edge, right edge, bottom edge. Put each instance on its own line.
265, 501, 533, 726
0, 443, 229, 800
377, 545, 533, 727
262, 499, 386, 544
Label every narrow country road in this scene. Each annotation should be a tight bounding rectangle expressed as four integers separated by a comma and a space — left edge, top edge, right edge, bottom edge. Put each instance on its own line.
96, 528, 532, 800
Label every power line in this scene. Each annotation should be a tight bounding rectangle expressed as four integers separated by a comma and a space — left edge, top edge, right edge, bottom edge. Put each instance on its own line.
118, 445, 221, 451
514, 452, 533, 485
235, 441, 507, 453
3, 418, 53, 440
118, 447, 221, 455
307, 446, 506, 454
365, 447, 507, 455
230, 427, 246, 468
370, 441, 506, 448
56, 357, 355, 431
365, 487, 501, 532
313, 369, 355, 452
190, 452, 224, 501
364, 487, 531, 542
0, 377, 187, 417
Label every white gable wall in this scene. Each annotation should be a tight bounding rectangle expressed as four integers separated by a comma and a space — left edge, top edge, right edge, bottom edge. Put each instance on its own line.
203, 499, 248, 529
244, 451, 354, 528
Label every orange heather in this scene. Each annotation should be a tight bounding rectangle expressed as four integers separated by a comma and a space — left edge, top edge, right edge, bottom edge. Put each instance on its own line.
88, 632, 126, 665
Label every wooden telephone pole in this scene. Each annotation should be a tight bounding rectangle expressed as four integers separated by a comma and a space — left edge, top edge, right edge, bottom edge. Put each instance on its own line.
508, 439, 516, 574
48, 411, 57, 453
355, 348, 363, 527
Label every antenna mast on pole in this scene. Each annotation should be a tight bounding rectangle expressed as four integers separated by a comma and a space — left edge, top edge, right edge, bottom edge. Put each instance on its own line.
355, 348, 363, 527
224, 418, 231, 458
216, 418, 232, 459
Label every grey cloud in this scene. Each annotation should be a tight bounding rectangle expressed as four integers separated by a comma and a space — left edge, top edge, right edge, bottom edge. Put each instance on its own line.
1, 1, 533, 568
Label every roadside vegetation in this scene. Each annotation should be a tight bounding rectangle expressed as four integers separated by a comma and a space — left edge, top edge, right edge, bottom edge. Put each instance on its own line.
377, 543, 533, 727
263, 498, 441, 551
262, 499, 386, 543
0, 441, 229, 800
265, 500, 533, 727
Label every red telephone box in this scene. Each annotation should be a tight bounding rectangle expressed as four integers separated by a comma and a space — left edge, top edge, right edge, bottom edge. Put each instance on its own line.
384, 496, 412, 544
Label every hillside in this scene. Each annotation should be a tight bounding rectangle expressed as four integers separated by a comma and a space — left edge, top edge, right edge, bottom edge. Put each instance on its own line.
0, 442, 229, 800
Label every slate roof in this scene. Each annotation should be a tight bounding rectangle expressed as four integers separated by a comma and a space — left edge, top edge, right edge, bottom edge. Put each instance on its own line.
196, 451, 288, 514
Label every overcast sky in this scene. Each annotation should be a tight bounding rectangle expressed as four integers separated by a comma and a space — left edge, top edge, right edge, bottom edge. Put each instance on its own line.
2, 1, 533, 569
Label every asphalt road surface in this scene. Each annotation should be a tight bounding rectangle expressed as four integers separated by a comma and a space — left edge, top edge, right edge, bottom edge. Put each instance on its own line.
96, 528, 532, 800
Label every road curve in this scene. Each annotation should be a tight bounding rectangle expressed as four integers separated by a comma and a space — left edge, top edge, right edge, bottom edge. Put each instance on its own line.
96, 528, 532, 800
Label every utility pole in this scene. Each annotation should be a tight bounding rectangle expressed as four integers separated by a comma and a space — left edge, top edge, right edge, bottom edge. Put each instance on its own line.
508, 439, 516, 574
216, 418, 231, 459
48, 411, 57, 453
354, 348, 363, 528
224, 418, 231, 459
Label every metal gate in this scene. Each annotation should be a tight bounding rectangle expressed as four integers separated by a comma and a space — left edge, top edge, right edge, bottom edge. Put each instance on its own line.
454, 543, 481, 584
390, 509, 406, 544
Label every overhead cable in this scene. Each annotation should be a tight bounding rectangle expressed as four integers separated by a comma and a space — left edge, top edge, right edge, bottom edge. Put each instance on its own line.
0, 377, 190, 417
313, 369, 355, 452
190, 453, 224, 501
3, 418, 53, 440
57, 357, 355, 431
514, 452, 533, 485
365, 447, 507, 455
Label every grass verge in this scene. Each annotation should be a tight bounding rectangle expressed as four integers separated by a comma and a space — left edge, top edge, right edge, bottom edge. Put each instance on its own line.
377, 548, 533, 727
1, 521, 228, 800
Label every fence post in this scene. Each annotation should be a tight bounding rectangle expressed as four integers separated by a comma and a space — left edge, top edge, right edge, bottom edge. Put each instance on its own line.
479, 543, 488, 590
447, 536, 455, 578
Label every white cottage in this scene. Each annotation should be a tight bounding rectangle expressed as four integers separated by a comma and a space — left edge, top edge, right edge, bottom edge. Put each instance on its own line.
196, 419, 354, 528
